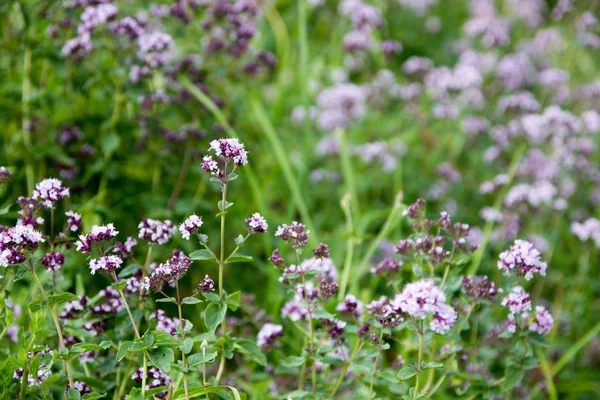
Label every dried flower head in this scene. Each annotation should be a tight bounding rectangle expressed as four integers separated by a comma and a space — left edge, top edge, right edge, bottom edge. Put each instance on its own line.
0, 167, 11, 183
198, 274, 215, 293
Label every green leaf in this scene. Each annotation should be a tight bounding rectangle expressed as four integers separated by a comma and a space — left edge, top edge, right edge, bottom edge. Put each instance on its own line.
156, 297, 178, 304
503, 368, 524, 391
397, 367, 417, 380
144, 331, 154, 346
117, 342, 134, 362
234, 234, 244, 245
28, 300, 48, 313
227, 254, 253, 263
234, 339, 267, 366
281, 355, 306, 368
182, 297, 202, 305
204, 303, 227, 333
202, 292, 220, 303
527, 332, 551, 348
0, 204, 10, 215
13, 267, 30, 281
187, 351, 218, 366
225, 291, 241, 311
175, 385, 241, 400
70, 341, 112, 354
111, 281, 127, 291
312, 309, 335, 319
148, 347, 174, 373
101, 132, 121, 156
423, 361, 443, 370
118, 264, 140, 278
67, 387, 81, 400
179, 338, 193, 355
49, 292, 79, 306
82, 393, 107, 400
152, 330, 180, 347
189, 249, 217, 263
129, 342, 149, 353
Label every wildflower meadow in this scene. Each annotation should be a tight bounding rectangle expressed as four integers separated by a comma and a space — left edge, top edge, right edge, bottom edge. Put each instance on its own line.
1, 0, 600, 399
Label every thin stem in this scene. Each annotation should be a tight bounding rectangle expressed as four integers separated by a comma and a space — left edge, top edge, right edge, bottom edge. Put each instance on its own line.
167, 144, 193, 211
301, 273, 317, 394
19, 368, 29, 399
215, 178, 228, 384
139, 246, 154, 305
31, 268, 74, 388
369, 329, 385, 400
338, 193, 355, 301
111, 272, 146, 397
440, 264, 450, 289
426, 373, 447, 397
176, 282, 190, 400
456, 302, 476, 334
414, 324, 424, 400
331, 339, 364, 397
468, 144, 526, 275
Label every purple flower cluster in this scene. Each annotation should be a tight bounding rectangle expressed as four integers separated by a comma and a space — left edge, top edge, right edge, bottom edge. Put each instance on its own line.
275, 221, 310, 249
90, 286, 124, 314
75, 223, 119, 253
113, 237, 137, 258
390, 279, 457, 334
13, 347, 52, 387
141, 250, 191, 292
462, 276, 501, 301
41, 251, 65, 272
0, 225, 45, 267
179, 214, 203, 240
65, 210, 82, 232
59, 296, 88, 319
257, 323, 284, 347
529, 306, 554, 335
89, 255, 123, 275
245, 212, 268, 233
138, 218, 175, 245
132, 367, 171, 399
32, 178, 70, 208
571, 218, 600, 247
200, 0, 260, 57
152, 310, 180, 337
0, 167, 11, 183
198, 274, 215, 293
497, 239, 547, 280
336, 294, 364, 318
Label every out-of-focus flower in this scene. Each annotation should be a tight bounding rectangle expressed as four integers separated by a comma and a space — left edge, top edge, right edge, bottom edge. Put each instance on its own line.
257, 323, 284, 347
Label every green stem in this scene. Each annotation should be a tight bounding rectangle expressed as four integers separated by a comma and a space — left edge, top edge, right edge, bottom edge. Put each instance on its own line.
19, 368, 29, 399
22, 47, 34, 194
215, 179, 228, 384
297, 0, 310, 158
331, 339, 364, 397
356, 192, 404, 289
176, 283, 190, 400
31, 269, 74, 388
251, 98, 320, 247
338, 193, 355, 301
414, 325, 424, 400
369, 329, 385, 399
468, 144, 526, 275
112, 272, 146, 396
178, 76, 266, 218
167, 144, 193, 211
552, 320, 600, 376
535, 346, 558, 400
